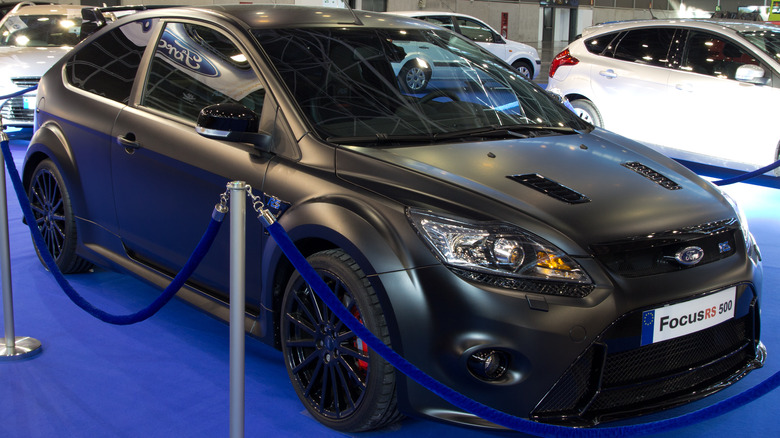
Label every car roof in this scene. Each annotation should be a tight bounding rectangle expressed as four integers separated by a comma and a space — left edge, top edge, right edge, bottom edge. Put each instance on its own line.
108, 4, 438, 31
3, 3, 85, 15
582, 18, 780, 38
392, 10, 484, 21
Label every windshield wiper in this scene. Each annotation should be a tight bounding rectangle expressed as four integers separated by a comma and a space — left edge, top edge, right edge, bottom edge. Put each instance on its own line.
431, 124, 576, 140
327, 133, 435, 145
326, 125, 577, 145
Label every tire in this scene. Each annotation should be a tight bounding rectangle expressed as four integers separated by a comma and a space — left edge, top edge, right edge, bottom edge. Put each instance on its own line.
280, 249, 402, 432
398, 60, 431, 93
27, 160, 92, 274
512, 59, 534, 80
569, 98, 604, 128
774, 143, 780, 177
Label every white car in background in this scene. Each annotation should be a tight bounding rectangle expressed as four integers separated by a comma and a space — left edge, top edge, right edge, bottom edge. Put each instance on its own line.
0, 2, 110, 127
548, 19, 780, 174
392, 11, 541, 80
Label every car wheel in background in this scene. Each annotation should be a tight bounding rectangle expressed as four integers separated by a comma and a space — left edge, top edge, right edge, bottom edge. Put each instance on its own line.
569, 98, 604, 128
27, 159, 92, 273
512, 59, 533, 80
774, 142, 780, 177
280, 249, 401, 432
398, 60, 431, 92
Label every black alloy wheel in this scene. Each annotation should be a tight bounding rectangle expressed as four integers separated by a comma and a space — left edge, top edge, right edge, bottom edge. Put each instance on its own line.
280, 249, 401, 432
28, 160, 92, 273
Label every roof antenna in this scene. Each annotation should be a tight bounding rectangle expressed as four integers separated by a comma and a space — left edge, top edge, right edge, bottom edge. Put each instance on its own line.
338, 0, 364, 25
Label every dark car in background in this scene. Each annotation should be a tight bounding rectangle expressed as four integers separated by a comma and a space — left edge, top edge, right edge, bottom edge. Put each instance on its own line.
22, 5, 765, 432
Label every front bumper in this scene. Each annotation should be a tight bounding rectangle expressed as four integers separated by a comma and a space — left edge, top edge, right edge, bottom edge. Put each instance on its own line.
378, 243, 763, 429
1, 78, 39, 127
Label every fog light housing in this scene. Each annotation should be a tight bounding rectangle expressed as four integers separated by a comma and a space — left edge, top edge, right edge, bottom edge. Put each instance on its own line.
467, 349, 509, 381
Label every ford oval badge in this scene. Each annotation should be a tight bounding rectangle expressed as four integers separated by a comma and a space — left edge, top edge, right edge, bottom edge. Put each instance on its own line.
674, 246, 704, 266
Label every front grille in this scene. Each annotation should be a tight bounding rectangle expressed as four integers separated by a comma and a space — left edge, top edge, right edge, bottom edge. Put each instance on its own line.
1, 77, 39, 124
531, 289, 762, 425
591, 219, 739, 277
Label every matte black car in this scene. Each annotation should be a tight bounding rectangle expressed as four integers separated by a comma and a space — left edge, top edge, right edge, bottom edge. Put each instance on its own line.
22, 5, 765, 432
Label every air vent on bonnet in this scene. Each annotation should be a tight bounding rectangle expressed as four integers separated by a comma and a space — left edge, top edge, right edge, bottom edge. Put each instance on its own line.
508, 174, 590, 204
622, 162, 682, 190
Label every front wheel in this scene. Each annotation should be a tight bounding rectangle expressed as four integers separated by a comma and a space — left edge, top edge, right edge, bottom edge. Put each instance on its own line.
569, 98, 604, 128
280, 249, 401, 432
398, 60, 431, 93
512, 59, 534, 80
27, 159, 92, 273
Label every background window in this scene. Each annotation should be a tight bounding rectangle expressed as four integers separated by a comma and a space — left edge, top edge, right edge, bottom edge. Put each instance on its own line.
683, 31, 760, 80
612, 28, 677, 67
454, 17, 496, 43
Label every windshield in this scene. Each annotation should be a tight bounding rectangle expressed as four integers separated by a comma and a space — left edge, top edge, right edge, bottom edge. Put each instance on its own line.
0, 14, 83, 47
739, 28, 780, 63
254, 27, 589, 143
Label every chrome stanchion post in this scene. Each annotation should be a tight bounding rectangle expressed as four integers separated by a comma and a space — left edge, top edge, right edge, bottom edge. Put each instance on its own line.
228, 181, 246, 438
0, 116, 42, 360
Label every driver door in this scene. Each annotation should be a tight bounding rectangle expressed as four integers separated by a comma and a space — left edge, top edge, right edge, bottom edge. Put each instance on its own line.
111, 20, 271, 303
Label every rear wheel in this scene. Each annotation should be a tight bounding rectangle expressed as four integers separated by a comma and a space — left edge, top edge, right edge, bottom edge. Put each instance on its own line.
27, 159, 92, 273
569, 98, 604, 128
280, 249, 401, 432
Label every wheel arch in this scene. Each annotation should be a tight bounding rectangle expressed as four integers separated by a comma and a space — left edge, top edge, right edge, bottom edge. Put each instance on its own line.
260, 196, 414, 350
23, 121, 78, 194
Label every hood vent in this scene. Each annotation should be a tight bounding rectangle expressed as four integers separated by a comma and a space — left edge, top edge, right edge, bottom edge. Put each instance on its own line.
622, 162, 682, 190
508, 174, 590, 204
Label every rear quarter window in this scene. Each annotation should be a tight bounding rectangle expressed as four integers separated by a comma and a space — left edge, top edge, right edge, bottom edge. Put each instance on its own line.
65, 19, 158, 103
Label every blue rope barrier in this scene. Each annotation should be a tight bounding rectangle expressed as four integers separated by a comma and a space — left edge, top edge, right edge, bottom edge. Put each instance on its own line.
712, 158, 780, 186
0, 85, 38, 101
262, 217, 780, 437
1, 139, 224, 325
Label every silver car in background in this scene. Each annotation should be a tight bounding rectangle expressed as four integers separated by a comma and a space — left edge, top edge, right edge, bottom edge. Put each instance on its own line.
392, 11, 541, 80
0, 2, 109, 126
548, 19, 780, 174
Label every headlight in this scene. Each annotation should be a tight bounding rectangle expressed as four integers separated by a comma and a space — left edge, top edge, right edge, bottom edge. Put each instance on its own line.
408, 209, 593, 296
719, 190, 754, 250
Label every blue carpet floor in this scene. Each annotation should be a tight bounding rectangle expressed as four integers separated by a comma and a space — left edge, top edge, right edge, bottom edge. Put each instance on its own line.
1, 136, 778, 438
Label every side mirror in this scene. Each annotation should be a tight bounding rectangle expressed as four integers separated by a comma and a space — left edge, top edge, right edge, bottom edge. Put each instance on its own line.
196, 103, 272, 151
735, 64, 767, 85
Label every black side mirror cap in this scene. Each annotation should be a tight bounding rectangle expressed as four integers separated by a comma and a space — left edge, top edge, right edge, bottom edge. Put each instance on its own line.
196, 103, 272, 151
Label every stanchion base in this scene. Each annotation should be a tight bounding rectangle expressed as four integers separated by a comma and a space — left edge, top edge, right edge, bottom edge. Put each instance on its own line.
0, 337, 42, 361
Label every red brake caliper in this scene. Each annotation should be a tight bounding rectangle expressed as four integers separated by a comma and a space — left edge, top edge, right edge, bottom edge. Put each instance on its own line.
351, 308, 369, 372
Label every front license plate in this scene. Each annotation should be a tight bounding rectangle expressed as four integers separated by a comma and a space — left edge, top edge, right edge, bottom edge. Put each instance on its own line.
641, 287, 736, 346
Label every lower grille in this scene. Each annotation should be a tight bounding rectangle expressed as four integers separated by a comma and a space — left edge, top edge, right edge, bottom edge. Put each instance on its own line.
1, 77, 39, 124
531, 288, 763, 425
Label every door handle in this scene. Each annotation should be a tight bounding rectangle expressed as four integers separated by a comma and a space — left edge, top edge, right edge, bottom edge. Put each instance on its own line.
675, 83, 693, 92
117, 134, 140, 154
599, 69, 617, 79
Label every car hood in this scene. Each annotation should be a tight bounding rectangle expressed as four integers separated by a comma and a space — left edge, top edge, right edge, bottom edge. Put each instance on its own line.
336, 129, 736, 252
0, 46, 72, 82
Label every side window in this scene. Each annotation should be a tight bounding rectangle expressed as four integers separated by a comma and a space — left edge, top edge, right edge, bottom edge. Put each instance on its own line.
417, 15, 454, 32
682, 31, 761, 80
141, 22, 265, 122
455, 17, 496, 43
65, 19, 158, 103
584, 31, 620, 55
612, 28, 676, 67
